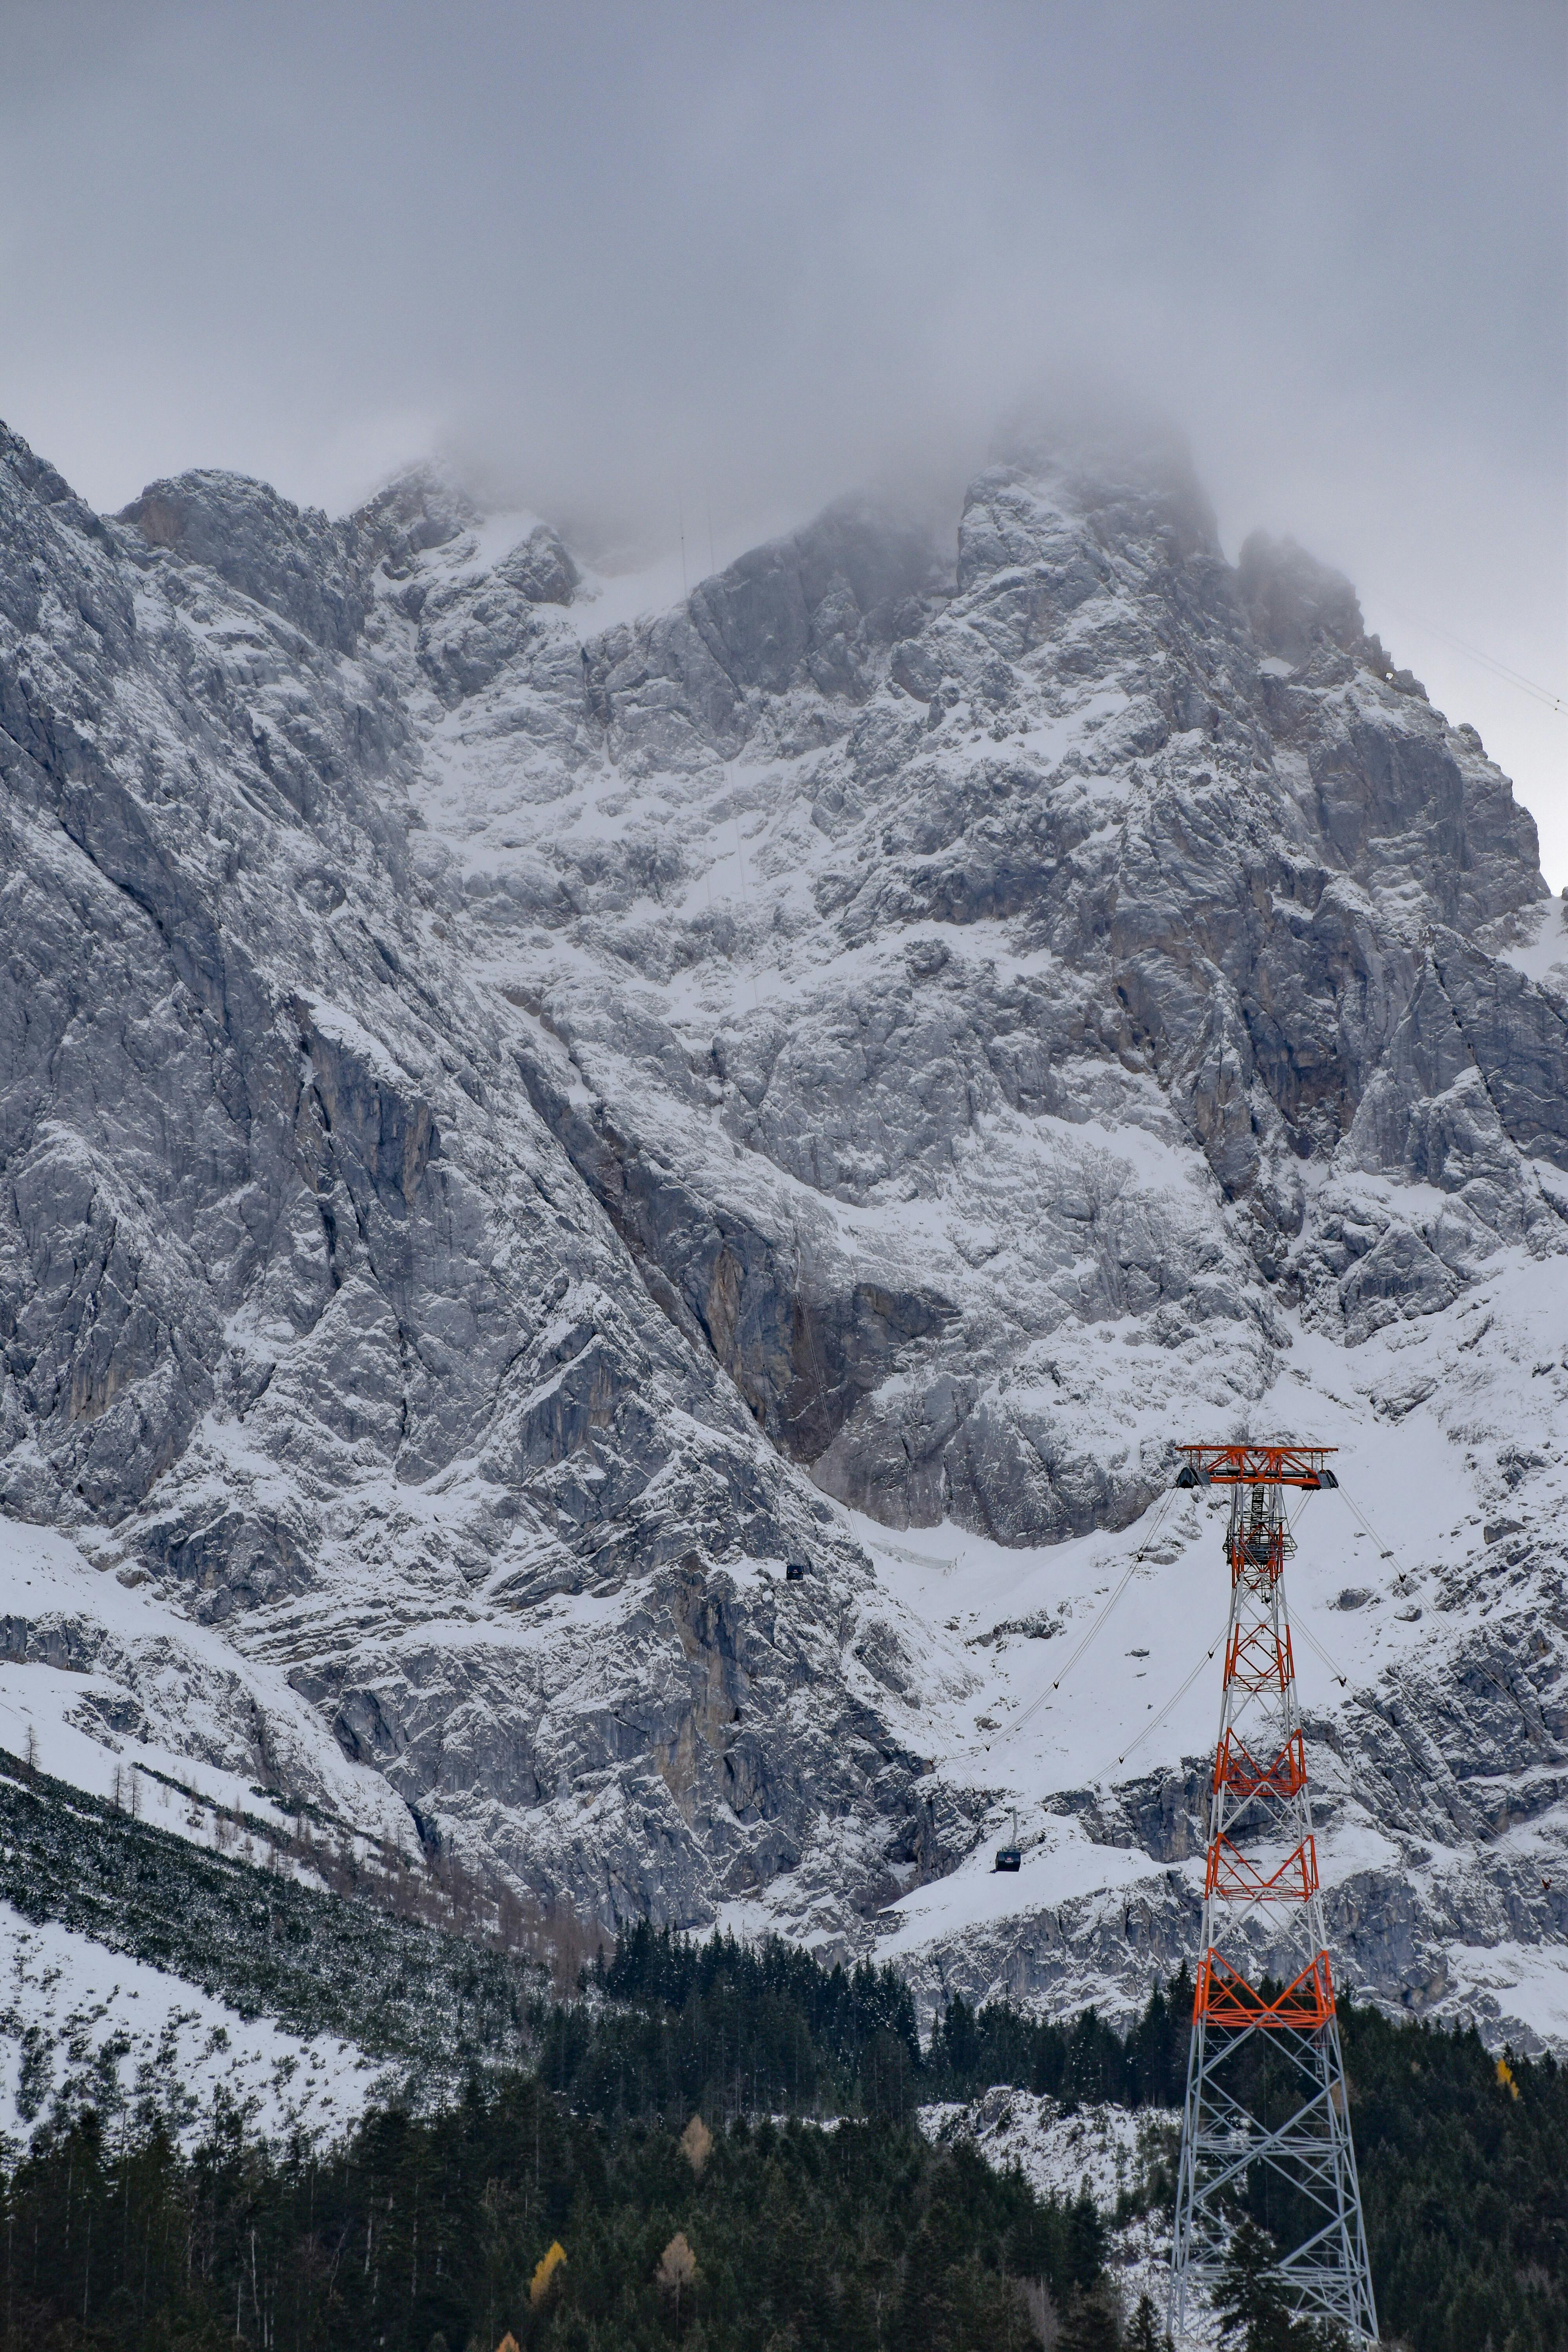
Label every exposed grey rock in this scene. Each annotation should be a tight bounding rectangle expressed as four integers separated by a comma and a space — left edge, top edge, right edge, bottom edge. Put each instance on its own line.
1238, 531, 1369, 670
117, 469, 369, 653
1432, 933, 1568, 1168
355, 464, 481, 574
579, 495, 944, 770
499, 524, 579, 608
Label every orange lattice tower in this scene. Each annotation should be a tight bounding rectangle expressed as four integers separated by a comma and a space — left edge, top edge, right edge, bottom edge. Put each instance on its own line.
1169, 1445, 1378, 2345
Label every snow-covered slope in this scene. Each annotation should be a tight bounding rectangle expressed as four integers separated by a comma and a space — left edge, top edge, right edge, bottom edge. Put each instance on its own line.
0, 1902, 381, 2147
2, 417, 1565, 2051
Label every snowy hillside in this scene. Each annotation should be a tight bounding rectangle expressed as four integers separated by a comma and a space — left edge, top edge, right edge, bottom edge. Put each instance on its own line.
1, 415, 1565, 2053
0, 1902, 380, 2148
0, 1674, 570, 2150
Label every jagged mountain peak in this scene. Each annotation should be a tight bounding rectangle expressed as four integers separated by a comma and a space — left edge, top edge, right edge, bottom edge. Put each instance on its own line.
352, 458, 483, 558
0, 418, 101, 530
1238, 528, 1380, 673
984, 402, 1218, 549
116, 463, 368, 653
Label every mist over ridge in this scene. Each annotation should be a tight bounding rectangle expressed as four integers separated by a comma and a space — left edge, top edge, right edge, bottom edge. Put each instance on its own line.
2, 0, 1561, 871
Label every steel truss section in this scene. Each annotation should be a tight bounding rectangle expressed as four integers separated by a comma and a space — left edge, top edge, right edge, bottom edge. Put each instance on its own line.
1169, 1450, 1379, 2347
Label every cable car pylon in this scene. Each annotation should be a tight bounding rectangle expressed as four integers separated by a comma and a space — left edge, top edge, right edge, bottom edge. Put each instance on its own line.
1168, 1443, 1378, 2347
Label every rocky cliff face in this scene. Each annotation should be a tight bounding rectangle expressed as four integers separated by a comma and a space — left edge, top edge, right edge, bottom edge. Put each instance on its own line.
2, 415, 1566, 2049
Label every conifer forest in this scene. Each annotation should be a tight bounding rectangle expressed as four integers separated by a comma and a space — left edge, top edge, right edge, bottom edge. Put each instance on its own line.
5, 1922, 1564, 2352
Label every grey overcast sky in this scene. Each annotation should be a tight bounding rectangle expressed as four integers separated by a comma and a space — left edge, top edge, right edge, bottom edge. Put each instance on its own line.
3, 0, 1565, 877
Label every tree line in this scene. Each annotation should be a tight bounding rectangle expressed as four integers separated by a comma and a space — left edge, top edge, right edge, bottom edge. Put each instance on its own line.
4, 1924, 1564, 2349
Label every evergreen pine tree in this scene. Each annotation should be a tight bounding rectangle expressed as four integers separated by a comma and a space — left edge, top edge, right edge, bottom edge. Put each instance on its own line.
1214, 2217, 1296, 2351
1058, 2279, 1120, 2352
1065, 2182, 1107, 2290
1126, 2287, 1173, 2350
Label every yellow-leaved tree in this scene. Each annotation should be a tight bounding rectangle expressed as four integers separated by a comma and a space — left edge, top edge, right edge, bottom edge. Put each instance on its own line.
680, 2114, 713, 2175
656, 2230, 699, 2330
530, 2242, 567, 2305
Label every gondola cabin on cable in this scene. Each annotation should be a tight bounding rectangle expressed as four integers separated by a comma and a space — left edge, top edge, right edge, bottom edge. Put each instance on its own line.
994, 1808, 1021, 1873
785, 1560, 809, 1582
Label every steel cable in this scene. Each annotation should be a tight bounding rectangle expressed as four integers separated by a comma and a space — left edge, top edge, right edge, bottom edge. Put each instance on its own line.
1004, 1486, 1180, 1743
1377, 603, 1565, 716
1104, 1610, 1231, 1773
1332, 1478, 1532, 1718
1103, 1491, 1349, 1778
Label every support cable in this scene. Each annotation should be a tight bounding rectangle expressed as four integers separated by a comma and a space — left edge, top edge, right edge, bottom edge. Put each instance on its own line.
1292, 1616, 1352, 1691
1377, 602, 1565, 716
1280, 1494, 1354, 1690
1336, 1486, 1405, 1573
1104, 1612, 1231, 1773
1328, 1481, 1527, 1717
1104, 1485, 1362, 1773
1100, 1488, 1327, 1773
1005, 1488, 1180, 1742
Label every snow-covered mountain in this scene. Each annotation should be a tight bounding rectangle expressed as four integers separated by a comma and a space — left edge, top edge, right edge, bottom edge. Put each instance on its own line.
2, 413, 1566, 2053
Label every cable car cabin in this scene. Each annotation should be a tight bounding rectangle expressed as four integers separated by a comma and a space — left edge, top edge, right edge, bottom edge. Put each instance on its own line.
994, 1842, 1022, 1873
785, 1561, 809, 1582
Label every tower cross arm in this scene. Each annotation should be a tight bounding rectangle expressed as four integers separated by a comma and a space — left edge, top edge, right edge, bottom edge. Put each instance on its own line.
1175, 1442, 1337, 1489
